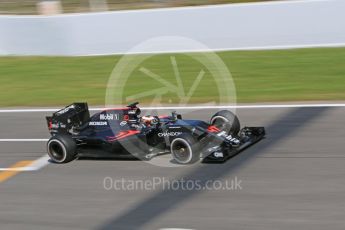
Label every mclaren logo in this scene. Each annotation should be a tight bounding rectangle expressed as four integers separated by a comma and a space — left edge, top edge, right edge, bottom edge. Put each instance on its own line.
158, 132, 182, 137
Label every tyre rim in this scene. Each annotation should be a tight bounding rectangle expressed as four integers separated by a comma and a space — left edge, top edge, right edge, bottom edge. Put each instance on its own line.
211, 116, 231, 132
48, 141, 65, 161
171, 140, 192, 164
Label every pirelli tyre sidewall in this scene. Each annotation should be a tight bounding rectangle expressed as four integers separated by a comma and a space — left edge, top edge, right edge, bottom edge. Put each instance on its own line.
210, 110, 240, 135
47, 134, 77, 164
170, 133, 200, 164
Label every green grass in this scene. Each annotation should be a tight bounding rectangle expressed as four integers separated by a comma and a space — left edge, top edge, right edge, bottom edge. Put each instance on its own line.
0, 47, 345, 107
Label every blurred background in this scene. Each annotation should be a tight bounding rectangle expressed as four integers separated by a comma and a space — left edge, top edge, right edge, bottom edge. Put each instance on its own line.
0, 0, 275, 15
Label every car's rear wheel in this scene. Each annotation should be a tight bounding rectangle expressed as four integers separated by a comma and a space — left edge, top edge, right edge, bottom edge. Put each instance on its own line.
170, 134, 200, 164
47, 134, 77, 164
210, 110, 240, 135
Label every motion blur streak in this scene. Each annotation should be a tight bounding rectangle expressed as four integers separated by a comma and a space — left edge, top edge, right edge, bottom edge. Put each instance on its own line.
0, 161, 32, 183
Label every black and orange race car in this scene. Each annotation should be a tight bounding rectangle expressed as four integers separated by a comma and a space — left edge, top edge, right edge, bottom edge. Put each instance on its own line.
46, 102, 265, 164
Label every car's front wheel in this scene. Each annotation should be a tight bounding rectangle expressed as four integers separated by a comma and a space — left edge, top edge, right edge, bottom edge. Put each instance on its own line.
47, 134, 77, 164
210, 110, 240, 135
170, 134, 200, 164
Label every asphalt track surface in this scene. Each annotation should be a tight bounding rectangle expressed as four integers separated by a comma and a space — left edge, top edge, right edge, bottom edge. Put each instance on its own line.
1, 107, 345, 230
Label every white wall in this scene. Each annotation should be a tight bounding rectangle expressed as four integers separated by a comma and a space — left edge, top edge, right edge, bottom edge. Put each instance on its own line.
0, 0, 344, 56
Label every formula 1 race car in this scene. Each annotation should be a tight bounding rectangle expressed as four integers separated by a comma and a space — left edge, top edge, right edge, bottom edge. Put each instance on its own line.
46, 102, 265, 164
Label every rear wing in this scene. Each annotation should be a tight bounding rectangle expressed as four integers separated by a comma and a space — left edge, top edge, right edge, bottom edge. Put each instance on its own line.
46, 103, 90, 135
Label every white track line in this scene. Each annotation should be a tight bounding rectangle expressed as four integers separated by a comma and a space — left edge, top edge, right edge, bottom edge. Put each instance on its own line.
0, 139, 48, 142
141, 104, 345, 109
5, 42, 343, 57
77, 42, 345, 57
160, 228, 194, 230
0, 103, 345, 113
0, 154, 50, 171
0, 140, 50, 171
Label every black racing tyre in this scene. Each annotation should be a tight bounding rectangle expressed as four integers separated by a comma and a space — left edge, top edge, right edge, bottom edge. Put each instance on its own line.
210, 110, 240, 135
47, 134, 77, 164
170, 133, 200, 164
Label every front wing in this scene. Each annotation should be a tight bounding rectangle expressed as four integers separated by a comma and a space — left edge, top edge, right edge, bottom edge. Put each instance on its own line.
202, 127, 265, 163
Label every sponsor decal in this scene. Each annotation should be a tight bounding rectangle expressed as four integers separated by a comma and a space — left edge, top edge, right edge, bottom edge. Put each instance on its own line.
89, 121, 108, 126
217, 131, 227, 137
158, 131, 182, 137
100, 113, 119, 120
217, 131, 240, 144
128, 110, 136, 114
51, 123, 66, 129
214, 152, 224, 158
229, 137, 240, 145
120, 121, 127, 126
